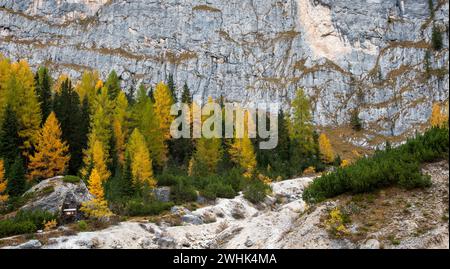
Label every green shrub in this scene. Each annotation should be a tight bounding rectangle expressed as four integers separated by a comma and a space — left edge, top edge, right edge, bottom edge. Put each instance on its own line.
0, 209, 56, 238
171, 181, 197, 203
63, 175, 81, 184
124, 199, 174, 216
243, 179, 270, 204
0, 220, 36, 238
432, 26, 443, 51
303, 127, 448, 203
201, 182, 237, 200
77, 220, 88, 231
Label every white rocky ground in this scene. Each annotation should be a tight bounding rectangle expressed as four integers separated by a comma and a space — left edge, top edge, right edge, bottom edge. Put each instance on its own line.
3, 161, 448, 249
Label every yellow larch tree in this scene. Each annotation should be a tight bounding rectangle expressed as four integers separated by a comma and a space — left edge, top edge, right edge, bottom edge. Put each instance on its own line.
4, 60, 42, 158
190, 137, 223, 176
28, 112, 70, 181
113, 91, 129, 167
126, 128, 155, 188
318, 133, 335, 164
153, 81, 175, 140
0, 159, 8, 203
75, 70, 101, 103
228, 110, 257, 178
80, 168, 112, 219
430, 103, 449, 128
132, 85, 167, 168
91, 140, 111, 183
81, 87, 113, 179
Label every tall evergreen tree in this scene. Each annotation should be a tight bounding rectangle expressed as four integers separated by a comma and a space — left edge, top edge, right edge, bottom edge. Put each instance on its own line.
181, 83, 190, 104
7, 156, 26, 197
105, 70, 121, 100
53, 79, 86, 174
167, 74, 177, 102
34, 66, 53, 123
0, 104, 22, 168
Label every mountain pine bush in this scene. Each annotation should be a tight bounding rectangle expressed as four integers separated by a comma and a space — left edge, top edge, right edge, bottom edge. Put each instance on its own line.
303, 127, 449, 203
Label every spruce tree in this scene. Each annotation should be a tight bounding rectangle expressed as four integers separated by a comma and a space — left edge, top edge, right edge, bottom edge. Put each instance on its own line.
7, 156, 26, 197
181, 82, 192, 104
167, 74, 177, 102
53, 79, 86, 175
34, 66, 53, 123
0, 104, 21, 168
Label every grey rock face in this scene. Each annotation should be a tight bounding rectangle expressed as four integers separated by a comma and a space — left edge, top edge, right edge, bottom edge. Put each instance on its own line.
0, 0, 448, 141
21, 176, 93, 216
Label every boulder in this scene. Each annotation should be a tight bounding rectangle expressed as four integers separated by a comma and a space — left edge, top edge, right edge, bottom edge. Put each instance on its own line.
181, 214, 203, 225
360, 239, 381, 249
4, 240, 42, 249
153, 187, 171, 202
21, 176, 93, 217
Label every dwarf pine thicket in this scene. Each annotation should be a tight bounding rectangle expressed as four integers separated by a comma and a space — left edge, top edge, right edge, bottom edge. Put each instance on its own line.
0, 54, 449, 225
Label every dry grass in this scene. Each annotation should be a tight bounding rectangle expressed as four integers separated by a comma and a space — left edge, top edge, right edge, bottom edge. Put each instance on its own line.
193, 5, 221, 13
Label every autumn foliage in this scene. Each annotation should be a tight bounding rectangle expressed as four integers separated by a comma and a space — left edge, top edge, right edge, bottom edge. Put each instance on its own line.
28, 112, 70, 181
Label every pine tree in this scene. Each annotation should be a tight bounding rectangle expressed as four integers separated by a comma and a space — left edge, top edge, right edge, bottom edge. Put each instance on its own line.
153, 81, 175, 140
28, 112, 70, 181
34, 66, 53, 123
7, 156, 26, 197
53, 79, 86, 174
0, 104, 21, 168
167, 74, 177, 102
181, 82, 192, 104
0, 159, 8, 203
105, 70, 121, 100
131, 85, 167, 168
169, 82, 194, 166
5, 60, 42, 158
118, 155, 135, 198
80, 168, 112, 219
318, 133, 335, 164
432, 25, 443, 51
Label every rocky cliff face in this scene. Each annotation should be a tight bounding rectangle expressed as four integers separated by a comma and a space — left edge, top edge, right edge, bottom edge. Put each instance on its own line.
0, 0, 448, 142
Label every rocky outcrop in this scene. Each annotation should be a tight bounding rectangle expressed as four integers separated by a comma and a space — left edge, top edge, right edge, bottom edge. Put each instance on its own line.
0, 0, 448, 143
21, 176, 93, 216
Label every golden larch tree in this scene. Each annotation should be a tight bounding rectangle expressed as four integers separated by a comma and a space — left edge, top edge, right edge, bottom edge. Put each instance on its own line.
80, 168, 112, 219
0, 159, 8, 203
5, 60, 42, 158
319, 133, 335, 164
91, 140, 111, 183
430, 103, 449, 128
112, 91, 129, 167
126, 128, 155, 188
153, 81, 175, 140
28, 112, 70, 181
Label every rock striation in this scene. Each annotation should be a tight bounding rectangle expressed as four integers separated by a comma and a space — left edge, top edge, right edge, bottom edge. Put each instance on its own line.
0, 0, 448, 141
